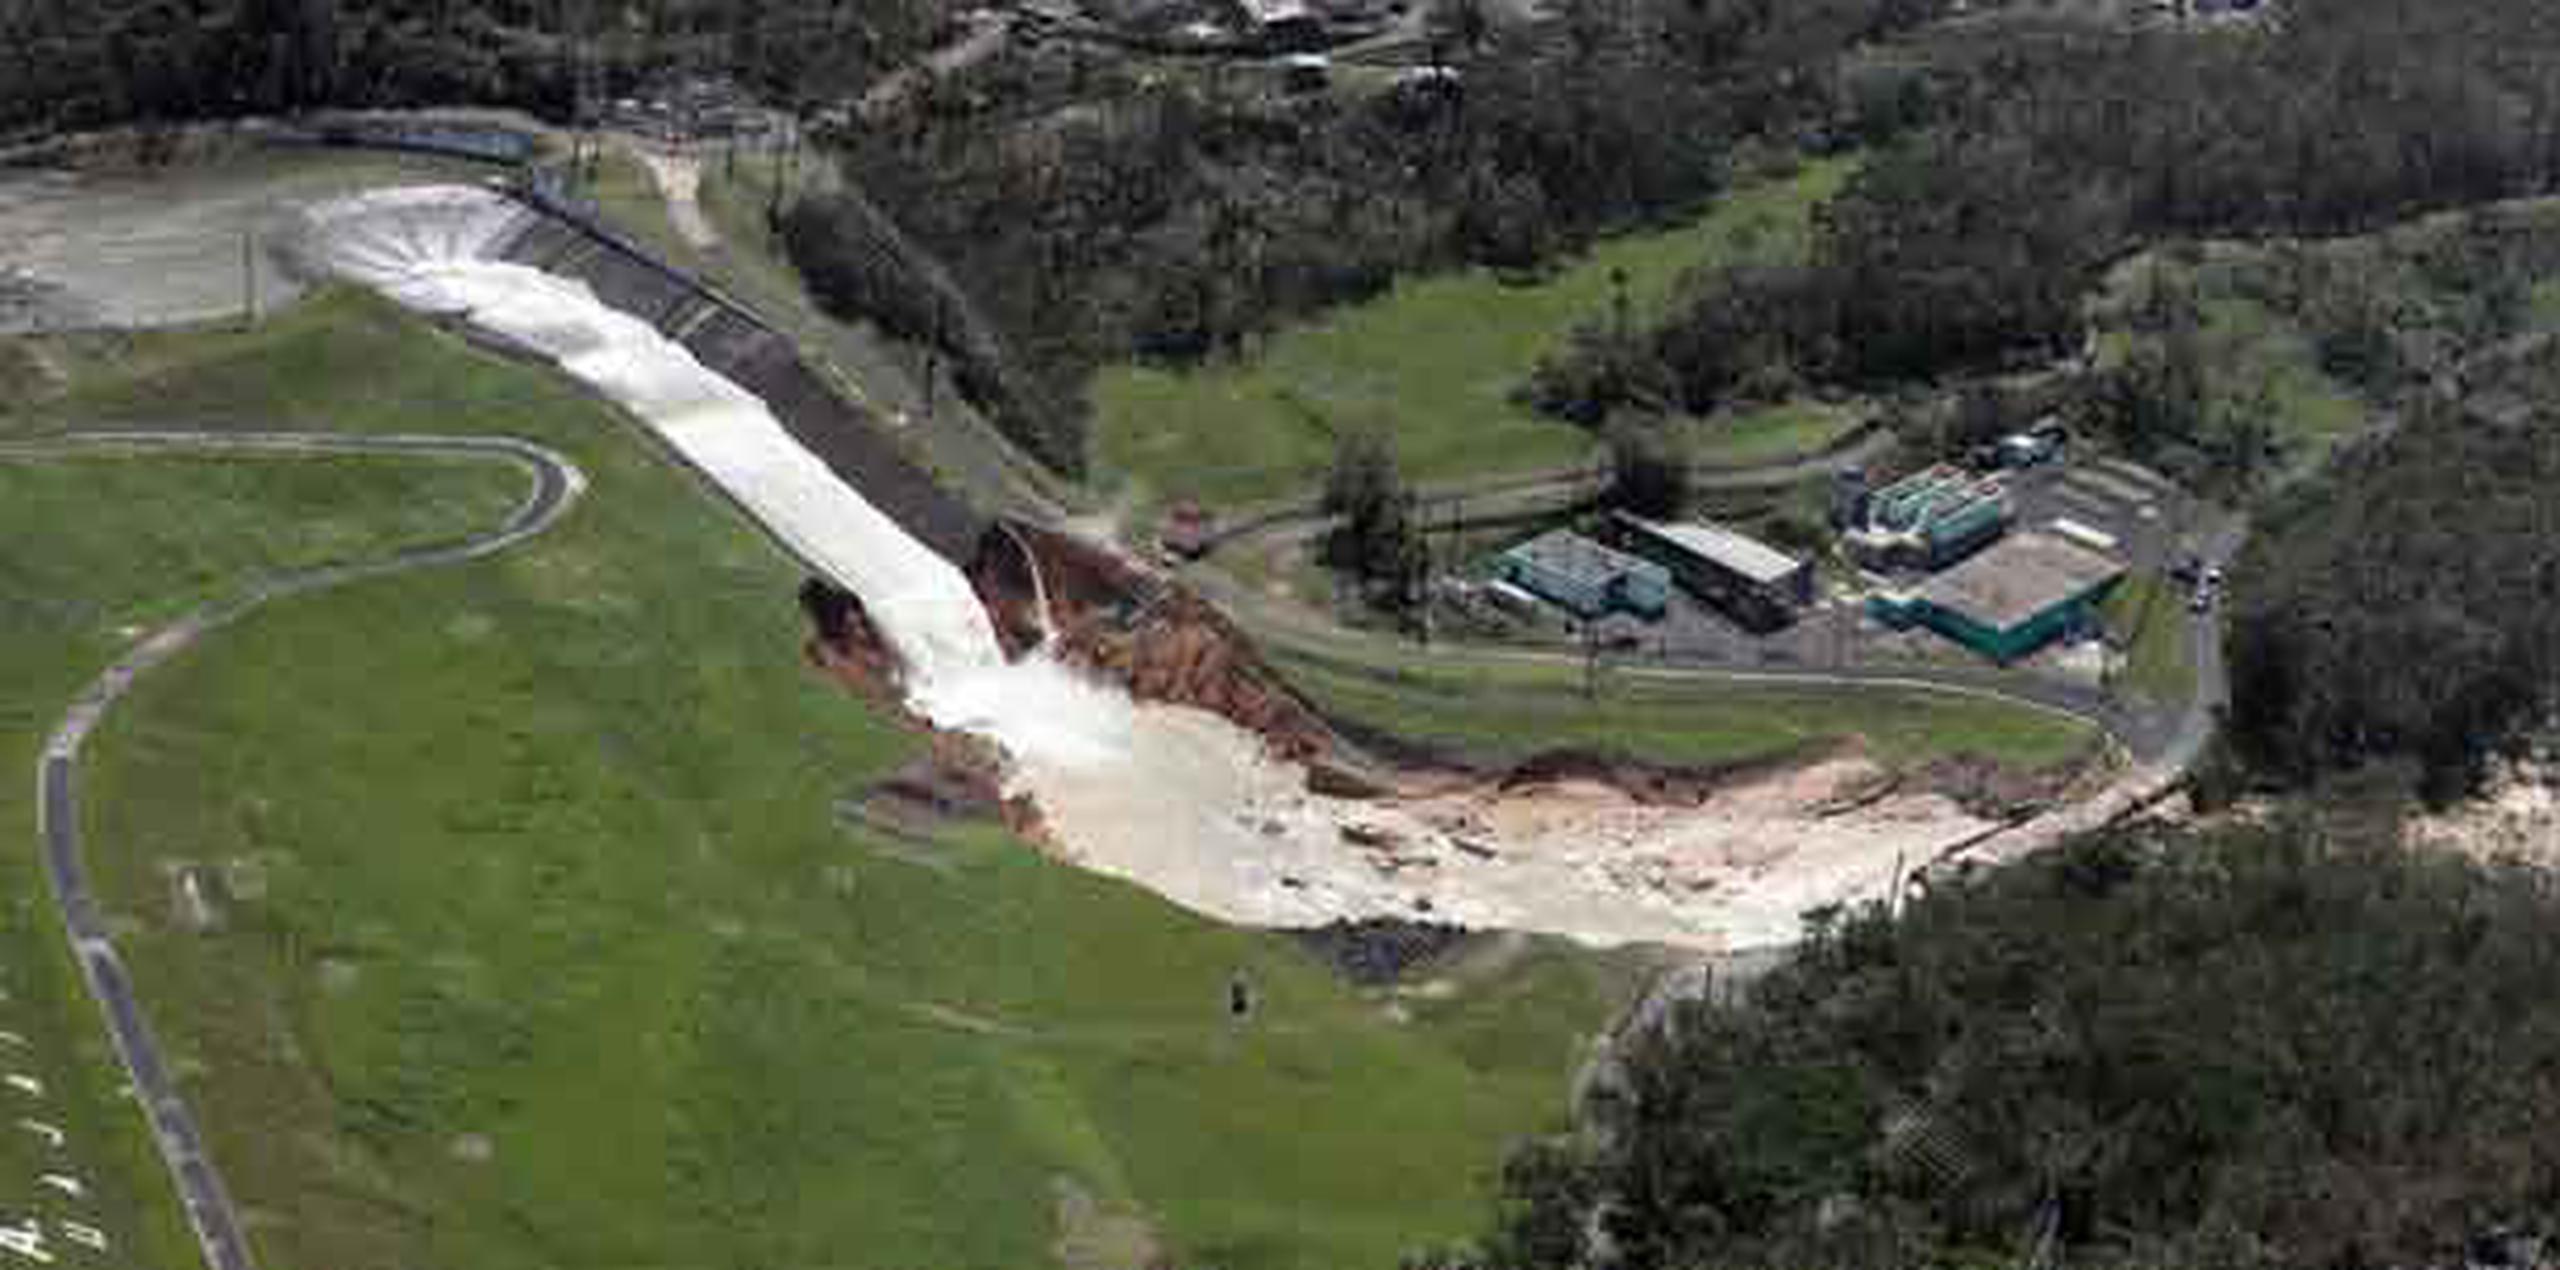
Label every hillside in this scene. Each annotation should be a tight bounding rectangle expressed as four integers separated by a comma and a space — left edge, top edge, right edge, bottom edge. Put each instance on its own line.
0, 0, 941, 139
1470, 803, 2560, 1270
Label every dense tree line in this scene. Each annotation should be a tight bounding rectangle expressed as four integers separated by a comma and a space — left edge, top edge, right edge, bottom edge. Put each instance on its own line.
0, 0, 937, 139
1321, 431, 1427, 616
803, 0, 1951, 473
778, 187, 1080, 471
2227, 370, 2560, 802
2058, 201, 2560, 495
1457, 812, 2560, 1270
1537, 0, 2560, 425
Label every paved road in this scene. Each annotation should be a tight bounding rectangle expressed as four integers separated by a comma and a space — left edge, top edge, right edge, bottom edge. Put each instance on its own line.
1195, 425, 1894, 555
12, 431, 585, 1270
1190, 512, 2247, 772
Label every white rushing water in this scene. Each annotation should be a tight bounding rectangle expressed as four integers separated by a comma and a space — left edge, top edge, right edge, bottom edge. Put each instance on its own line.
301, 183, 1955, 952
304, 186, 1136, 770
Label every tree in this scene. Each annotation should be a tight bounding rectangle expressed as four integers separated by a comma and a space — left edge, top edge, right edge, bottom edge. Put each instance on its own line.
1476, 819, 2560, 1270
797, 577, 860, 645
1322, 431, 1425, 612
1426, 0, 1492, 58
1603, 423, 1690, 519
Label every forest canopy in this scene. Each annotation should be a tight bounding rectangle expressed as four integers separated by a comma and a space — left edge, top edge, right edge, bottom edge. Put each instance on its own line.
0, 0, 937, 137
2226, 356, 2560, 801
1534, 0, 2560, 424
1468, 811, 2560, 1270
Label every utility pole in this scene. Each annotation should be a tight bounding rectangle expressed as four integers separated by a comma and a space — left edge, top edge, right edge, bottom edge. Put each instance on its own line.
767, 109, 788, 228
2543, 407, 2558, 862
922, 295, 944, 423
1582, 620, 1601, 701
240, 226, 258, 330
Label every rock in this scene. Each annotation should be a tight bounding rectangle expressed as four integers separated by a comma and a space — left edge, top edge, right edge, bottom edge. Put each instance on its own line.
1306, 760, 1391, 800
1341, 822, 1401, 849
1284, 918, 1472, 986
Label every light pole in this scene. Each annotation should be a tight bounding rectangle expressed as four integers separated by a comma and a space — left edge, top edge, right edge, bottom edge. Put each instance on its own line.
241, 225, 258, 330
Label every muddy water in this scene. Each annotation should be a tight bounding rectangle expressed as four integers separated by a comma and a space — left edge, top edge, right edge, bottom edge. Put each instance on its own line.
303, 184, 1982, 952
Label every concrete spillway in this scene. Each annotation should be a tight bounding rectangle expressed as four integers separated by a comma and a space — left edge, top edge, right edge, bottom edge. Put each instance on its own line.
302, 186, 1133, 768
300, 183, 1964, 953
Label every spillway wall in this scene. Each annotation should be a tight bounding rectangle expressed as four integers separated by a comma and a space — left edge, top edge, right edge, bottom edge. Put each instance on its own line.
496, 176, 991, 567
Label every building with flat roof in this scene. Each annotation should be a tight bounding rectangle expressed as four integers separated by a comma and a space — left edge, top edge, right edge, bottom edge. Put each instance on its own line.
1236, 0, 1325, 46
1845, 464, 2012, 570
1497, 529, 1669, 620
1612, 513, 1814, 631
1869, 529, 2126, 662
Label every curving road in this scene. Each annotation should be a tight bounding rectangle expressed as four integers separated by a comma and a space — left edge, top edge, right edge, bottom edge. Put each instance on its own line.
1190, 509, 2240, 773
13, 431, 585, 1270
1192, 425, 1895, 556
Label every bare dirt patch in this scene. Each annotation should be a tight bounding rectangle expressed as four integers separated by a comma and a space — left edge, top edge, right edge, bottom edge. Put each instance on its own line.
1051, 1177, 1164, 1270
629, 145, 718, 250
2409, 761, 2560, 865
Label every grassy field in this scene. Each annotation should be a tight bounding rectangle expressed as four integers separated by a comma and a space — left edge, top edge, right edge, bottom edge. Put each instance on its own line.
1093, 157, 1858, 512
1270, 645, 2098, 774
8, 293, 1650, 1270
0, 451, 533, 1270
2195, 293, 2367, 468
1679, 399, 1866, 469
2098, 571, 2197, 709
2090, 244, 2374, 484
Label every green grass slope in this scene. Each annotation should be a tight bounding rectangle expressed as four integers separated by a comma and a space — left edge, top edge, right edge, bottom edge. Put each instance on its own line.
0, 451, 533, 1270
2098, 571, 2197, 710
1094, 158, 1856, 511
11, 293, 1648, 1270
1272, 648, 2097, 774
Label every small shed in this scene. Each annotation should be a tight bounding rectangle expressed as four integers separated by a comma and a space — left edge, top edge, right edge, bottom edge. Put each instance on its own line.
1159, 500, 1217, 559
1280, 52, 1332, 92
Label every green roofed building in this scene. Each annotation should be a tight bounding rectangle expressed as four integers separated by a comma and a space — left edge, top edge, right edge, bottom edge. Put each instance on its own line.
1846, 463, 2013, 570
1497, 529, 1670, 620
1869, 529, 2126, 662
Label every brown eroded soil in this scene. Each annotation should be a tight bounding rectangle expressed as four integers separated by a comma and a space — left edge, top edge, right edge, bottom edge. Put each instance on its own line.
803, 622, 1048, 843
802, 525, 2092, 948
971, 522, 1340, 762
